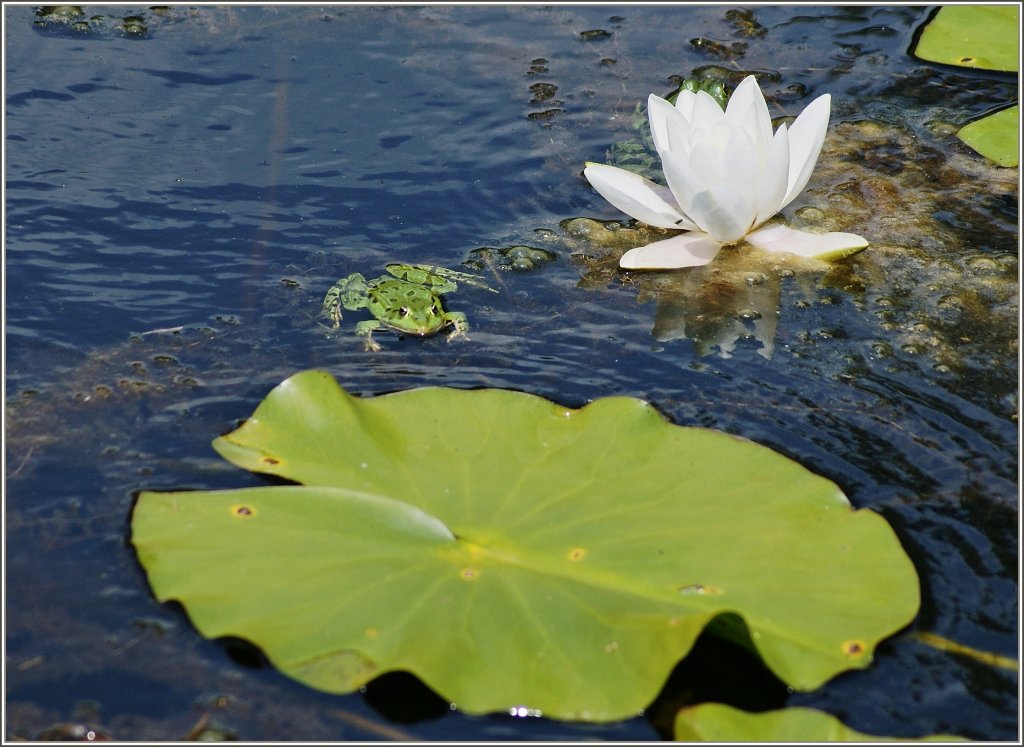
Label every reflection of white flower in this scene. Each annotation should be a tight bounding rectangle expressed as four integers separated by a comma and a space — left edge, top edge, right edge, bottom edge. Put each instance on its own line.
652, 266, 784, 360
584, 76, 868, 269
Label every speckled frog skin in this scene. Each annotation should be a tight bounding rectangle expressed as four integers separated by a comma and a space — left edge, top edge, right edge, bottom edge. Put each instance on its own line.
322, 263, 493, 351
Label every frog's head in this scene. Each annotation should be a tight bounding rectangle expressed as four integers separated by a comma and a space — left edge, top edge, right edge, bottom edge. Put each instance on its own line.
383, 286, 449, 336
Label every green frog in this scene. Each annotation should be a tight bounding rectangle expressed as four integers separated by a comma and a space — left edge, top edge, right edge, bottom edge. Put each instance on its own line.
322, 263, 495, 351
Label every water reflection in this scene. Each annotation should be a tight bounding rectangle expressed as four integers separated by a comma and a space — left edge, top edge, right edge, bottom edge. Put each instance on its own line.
647, 263, 784, 359
566, 219, 832, 360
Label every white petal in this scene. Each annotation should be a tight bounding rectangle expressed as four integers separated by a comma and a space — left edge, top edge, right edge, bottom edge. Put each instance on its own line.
724, 75, 758, 119
686, 131, 758, 214
781, 93, 831, 208
720, 126, 761, 209
583, 163, 696, 230
619, 232, 722, 269
660, 150, 705, 219
648, 95, 692, 158
754, 123, 791, 226
690, 186, 756, 244
662, 151, 755, 241
674, 89, 697, 121
687, 141, 729, 189
689, 116, 733, 154
725, 75, 773, 154
745, 223, 868, 260
647, 94, 675, 154
691, 89, 727, 128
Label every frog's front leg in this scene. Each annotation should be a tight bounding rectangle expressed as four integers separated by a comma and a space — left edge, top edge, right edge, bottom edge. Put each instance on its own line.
444, 312, 470, 343
354, 319, 384, 352
338, 275, 372, 312
323, 273, 369, 328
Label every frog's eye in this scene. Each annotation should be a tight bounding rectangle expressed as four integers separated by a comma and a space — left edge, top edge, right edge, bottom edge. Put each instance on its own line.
399, 307, 411, 317
430, 304, 441, 316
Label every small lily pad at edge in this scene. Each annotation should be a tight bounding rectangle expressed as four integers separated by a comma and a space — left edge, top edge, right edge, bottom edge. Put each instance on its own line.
912, 6, 1019, 72
911, 6, 1020, 167
131, 370, 920, 722
957, 105, 1019, 168
674, 703, 966, 741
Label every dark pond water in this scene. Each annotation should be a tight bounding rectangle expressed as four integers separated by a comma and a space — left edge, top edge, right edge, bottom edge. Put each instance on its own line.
5, 4, 1018, 741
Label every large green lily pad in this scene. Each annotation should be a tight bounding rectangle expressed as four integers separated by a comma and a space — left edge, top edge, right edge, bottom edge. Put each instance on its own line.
131, 370, 920, 722
912, 6, 1019, 71
674, 703, 966, 741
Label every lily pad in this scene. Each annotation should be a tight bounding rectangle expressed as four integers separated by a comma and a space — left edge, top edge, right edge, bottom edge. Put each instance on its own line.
132, 370, 920, 722
957, 105, 1019, 168
912, 6, 1019, 72
674, 703, 966, 741
911, 6, 1019, 167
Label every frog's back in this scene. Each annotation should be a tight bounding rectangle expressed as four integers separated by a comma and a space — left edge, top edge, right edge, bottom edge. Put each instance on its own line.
366, 277, 447, 336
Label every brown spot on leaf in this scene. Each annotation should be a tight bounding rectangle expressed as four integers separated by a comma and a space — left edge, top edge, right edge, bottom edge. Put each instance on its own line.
843, 639, 865, 656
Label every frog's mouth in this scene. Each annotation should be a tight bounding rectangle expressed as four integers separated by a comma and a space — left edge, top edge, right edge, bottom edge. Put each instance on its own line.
383, 321, 444, 337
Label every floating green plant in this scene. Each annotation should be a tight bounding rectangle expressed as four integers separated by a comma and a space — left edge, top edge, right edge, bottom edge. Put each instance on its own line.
912, 6, 1019, 167
913, 6, 1018, 72
132, 370, 920, 722
956, 105, 1018, 168
674, 703, 966, 741
462, 244, 557, 272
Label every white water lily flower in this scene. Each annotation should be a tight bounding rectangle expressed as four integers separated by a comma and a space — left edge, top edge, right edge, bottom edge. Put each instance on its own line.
584, 76, 868, 269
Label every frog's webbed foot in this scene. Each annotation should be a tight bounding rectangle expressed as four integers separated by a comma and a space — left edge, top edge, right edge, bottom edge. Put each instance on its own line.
355, 320, 383, 352
385, 264, 457, 294
322, 292, 342, 325
445, 312, 470, 343
385, 263, 497, 295
432, 268, 497, 294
